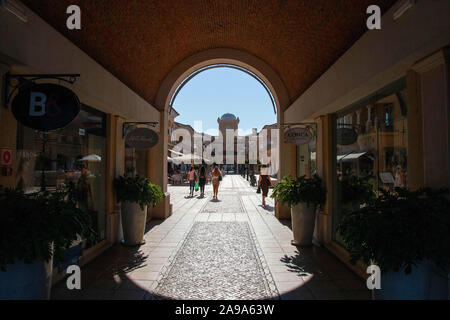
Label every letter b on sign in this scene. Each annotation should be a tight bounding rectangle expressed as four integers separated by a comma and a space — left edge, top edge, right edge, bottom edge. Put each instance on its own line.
29, 92, 46, 116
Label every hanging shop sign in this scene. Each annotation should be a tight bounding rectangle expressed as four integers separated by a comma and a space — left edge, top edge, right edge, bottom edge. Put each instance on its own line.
336, 127, 358, 145
284, 127, 312, 145
125, 127, 159, 150
11, 83, 80, 131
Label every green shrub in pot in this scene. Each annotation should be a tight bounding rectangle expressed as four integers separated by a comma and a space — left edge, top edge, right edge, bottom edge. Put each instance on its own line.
337, 187, 450, 299
271, 174, 326, 210
114, 175, 164, 209
271, 175, 326, 246
114, 175, 163, 245
0, 186, 94, 299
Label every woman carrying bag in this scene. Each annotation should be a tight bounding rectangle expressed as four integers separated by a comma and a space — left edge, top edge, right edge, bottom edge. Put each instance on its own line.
187, 166, 197, 197
258, 165, 272, 207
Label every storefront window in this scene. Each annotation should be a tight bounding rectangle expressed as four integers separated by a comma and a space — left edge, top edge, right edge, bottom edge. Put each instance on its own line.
125, 147, 147, 177
15, 105, 107, 246
296, 127, 316, 178
333, 86, 408, 245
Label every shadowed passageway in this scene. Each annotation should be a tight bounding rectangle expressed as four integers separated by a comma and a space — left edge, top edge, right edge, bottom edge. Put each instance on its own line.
52, 176, 369, 300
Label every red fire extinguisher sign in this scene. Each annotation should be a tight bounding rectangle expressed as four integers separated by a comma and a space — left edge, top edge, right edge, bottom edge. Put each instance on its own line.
0, 149, 12, 166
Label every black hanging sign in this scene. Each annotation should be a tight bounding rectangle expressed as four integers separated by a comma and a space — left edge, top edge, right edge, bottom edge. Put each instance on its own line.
125, 127, 159, 150
11, 83, 81, 131
336, 127, 358, 145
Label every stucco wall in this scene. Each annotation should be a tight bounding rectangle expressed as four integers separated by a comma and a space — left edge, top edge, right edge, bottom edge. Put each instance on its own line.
0, 5, 159, 125
285, 0, 450, 121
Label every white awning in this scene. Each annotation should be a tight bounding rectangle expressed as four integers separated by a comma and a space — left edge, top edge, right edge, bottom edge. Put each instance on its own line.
337, 153, 349, 161
343, 151, 368, 160
337, 151, 368, 161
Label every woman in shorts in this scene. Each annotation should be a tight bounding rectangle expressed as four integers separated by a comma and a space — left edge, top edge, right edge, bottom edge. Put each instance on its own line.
211, 166, 222, 200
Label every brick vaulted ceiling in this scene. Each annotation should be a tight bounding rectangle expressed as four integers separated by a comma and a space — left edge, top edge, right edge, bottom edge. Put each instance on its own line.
21, 0, 396, 110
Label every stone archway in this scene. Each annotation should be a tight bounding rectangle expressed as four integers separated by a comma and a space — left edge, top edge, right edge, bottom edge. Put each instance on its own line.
150, 48, 295, 219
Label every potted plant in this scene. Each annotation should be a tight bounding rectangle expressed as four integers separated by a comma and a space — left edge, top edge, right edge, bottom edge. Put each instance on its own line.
114, 175, 163, 246
337, 188, 450, 299
271, 175, 326, 246
0, 186, 93, 299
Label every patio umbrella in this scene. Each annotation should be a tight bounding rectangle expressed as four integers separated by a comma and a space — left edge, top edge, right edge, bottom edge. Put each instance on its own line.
172, 153, 204, 164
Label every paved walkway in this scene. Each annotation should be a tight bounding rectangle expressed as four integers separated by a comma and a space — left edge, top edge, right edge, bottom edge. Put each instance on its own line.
52, 175, 369, 300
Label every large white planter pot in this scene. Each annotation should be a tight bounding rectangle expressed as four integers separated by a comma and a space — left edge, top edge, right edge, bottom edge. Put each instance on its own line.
0, 258, 53, 300
290, 203, 316, 246
375, 260, 448, 300
121, 201, 147, 246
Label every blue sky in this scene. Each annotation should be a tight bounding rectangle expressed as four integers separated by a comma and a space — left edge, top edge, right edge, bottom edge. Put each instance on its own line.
171, 68, 277, 136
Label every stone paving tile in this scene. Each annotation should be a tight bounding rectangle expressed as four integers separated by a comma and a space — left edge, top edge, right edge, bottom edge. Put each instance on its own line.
51, 175, 369, 300
118, 279, 155, 291
201, 195, 244, 213
127, 271, 160, 281
262, 247, 284, 253
133, 263, 165, 273
275, 280, 307, 294
152, 222, 278, 300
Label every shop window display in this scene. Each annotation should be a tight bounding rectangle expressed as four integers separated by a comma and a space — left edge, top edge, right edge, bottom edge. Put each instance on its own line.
125, 147, 147, 177
334, 88, 408, 245
296, 127, 317, 178
15, 105, 107, 247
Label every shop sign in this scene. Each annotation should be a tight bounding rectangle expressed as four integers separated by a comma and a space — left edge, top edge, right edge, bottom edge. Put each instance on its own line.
125, 127, 159, 150
284, 127, 312, 145
0, 149, 12, 166
336, 127, 358, 145
11, 83, 80, 131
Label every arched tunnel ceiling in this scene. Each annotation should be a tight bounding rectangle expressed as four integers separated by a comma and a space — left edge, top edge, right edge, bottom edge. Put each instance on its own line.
21, 0, 396, 110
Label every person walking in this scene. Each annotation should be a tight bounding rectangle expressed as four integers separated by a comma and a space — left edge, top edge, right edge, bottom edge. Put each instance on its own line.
187, 166, 197, 197
258, 166, 272, 207
198, 165, 207, 197
211, 166, 222, 200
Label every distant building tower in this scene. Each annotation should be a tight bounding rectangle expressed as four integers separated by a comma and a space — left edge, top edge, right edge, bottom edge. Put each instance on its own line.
217, 113, 239, 171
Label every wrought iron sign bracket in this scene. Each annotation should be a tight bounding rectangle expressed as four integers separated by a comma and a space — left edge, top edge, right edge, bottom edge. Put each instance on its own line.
4, 73, 80, 108
123, 121, 158, 138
